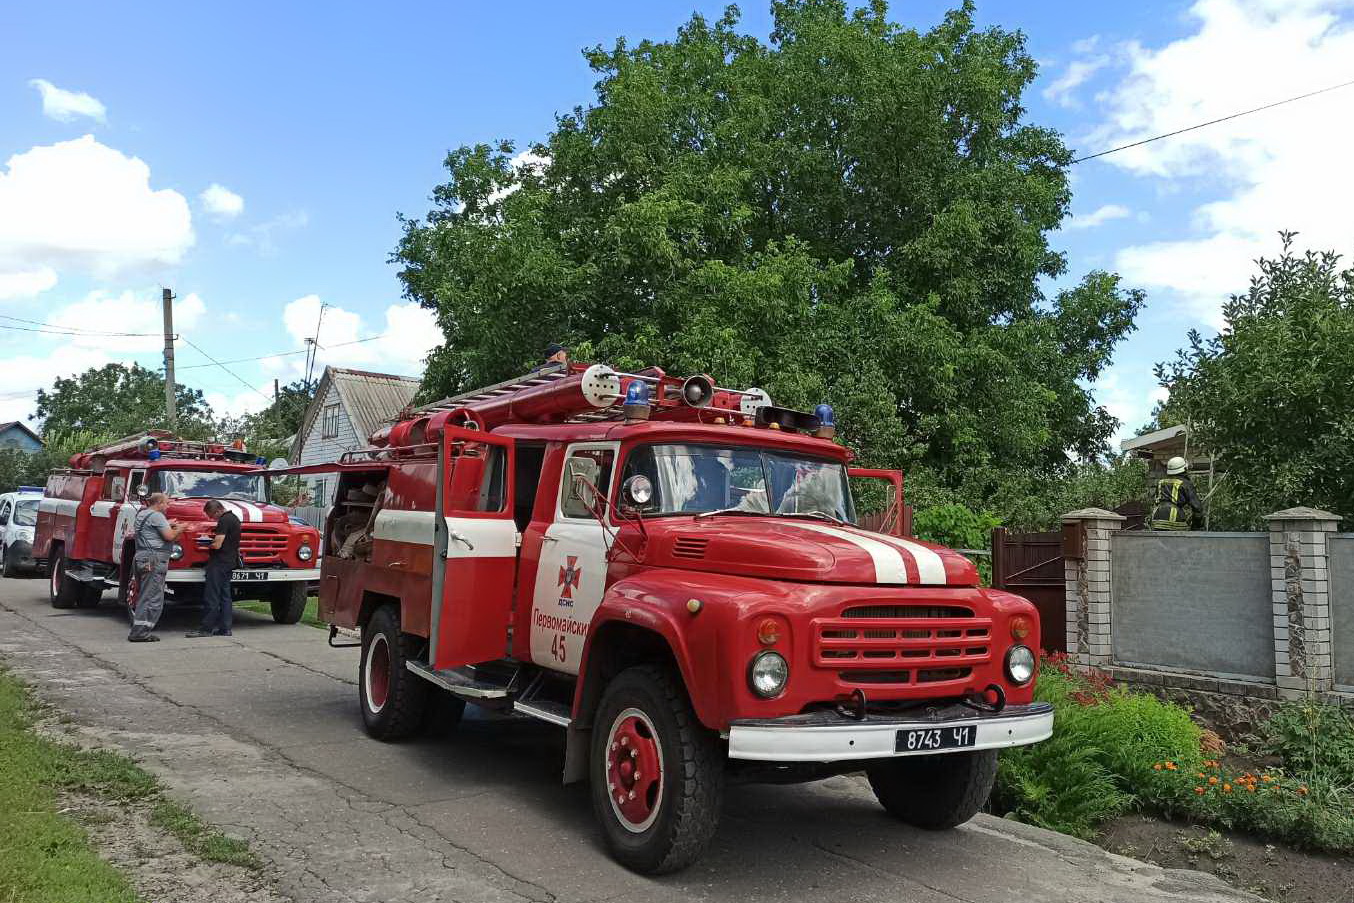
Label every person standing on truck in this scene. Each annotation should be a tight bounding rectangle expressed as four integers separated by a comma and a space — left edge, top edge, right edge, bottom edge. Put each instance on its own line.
128, 492, 183, 643
533, 343, 569, 371
187, 500, 241, 637
1150, 456, 1204, 531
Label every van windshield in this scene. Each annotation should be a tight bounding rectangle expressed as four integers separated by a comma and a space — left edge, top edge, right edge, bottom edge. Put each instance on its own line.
13, 500, 38, 527
621, 443, 854, 522
154, 469, 266, 502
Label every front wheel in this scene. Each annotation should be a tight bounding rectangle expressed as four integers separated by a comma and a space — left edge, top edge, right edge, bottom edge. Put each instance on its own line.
359, 604, 429, 740
866, 749, 998, 830
49, 545, 79, 609
1, 545, 13, 578
589, 665, 724, 875
270, 583, 308, 624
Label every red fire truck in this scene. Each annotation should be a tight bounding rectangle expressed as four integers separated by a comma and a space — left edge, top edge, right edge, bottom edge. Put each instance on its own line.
284, 363, 1052, 873
34, 432, 321, 623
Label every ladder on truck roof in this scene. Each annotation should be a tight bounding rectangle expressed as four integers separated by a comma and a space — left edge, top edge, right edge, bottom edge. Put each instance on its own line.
417, 363, 571, 414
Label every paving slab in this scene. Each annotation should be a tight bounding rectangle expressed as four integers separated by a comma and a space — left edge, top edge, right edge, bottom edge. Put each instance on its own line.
1, 578, 1263, 903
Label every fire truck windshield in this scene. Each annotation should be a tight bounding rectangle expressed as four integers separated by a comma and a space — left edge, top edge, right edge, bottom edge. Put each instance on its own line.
621, 443, 854, 522
153, 469, 267, 502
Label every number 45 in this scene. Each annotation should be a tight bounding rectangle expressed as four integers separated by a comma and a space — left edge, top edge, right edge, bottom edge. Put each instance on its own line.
550, 633, 568, 663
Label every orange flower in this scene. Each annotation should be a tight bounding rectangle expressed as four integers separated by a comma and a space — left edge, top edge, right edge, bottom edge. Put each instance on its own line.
1262, 775, 1274, 783
1298, 786, 1309, 795
1222, 784, 1232, 793
1166, 762, 1178, 771
1208, 776, 1219, 785
1196, 772, 1207, 779
1246, 785, 1256, 792
1195, 786, 1206, 795
1154, 763, 1163, 771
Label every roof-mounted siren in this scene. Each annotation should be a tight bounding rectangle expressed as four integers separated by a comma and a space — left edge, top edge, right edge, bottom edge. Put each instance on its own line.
814, 404, 836, 439
140, 436, 159, 455
623, 380, 652, 420
679, 374, 715, 408
739, 387, 771, 420
755, 405, 822, 434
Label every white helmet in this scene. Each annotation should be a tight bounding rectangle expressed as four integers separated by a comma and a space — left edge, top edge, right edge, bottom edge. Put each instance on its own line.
1165, 456, 1188, 475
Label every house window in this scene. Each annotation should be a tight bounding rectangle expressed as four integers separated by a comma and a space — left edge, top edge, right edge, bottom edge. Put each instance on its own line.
321, 403, 340, 439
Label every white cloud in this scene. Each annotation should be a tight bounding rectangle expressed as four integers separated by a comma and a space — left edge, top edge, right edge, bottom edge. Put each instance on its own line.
45, 288, 207, 353
0, 345, 111, 425
204, 384, 274, 418
0, 136, 193, 284
226, 210, 307, 254
29, 78, 106, 123
200, 183, 244, 218
1097, 367, 1167, 450
279, 295, 438, 377
486, 150, 551, 206
1043, 55, 1110, 107
1094, 0, 1354, 322
0, 267, 57, 300
1065, 203, 1132, 230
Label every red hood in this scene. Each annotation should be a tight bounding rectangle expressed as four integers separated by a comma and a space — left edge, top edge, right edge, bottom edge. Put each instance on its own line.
642, 517, 979, 587
164, 498, 291, 525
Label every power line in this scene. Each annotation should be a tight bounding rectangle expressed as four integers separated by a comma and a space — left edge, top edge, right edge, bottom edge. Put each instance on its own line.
0, 313, 161, 337
178, 335, 274, 402
174, 334, 386, 371
1072, 76, 1354, 164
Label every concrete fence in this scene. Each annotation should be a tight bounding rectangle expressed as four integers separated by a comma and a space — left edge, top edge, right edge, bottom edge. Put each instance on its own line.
1063, 506, 1353, 703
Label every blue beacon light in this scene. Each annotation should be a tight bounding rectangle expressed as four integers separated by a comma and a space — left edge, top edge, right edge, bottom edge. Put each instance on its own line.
814, 403, 836, 439
147, 449, 162, 460
623, 380, 652, 420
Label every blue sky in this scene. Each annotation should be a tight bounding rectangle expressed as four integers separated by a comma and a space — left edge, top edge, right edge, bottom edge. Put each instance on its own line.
4, 0, 1352, 450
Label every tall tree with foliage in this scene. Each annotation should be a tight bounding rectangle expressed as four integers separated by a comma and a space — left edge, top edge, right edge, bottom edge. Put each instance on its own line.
216, 380, 315, 445
395, 0, 1142, 506
33, 363, 213, 441
1156, 234, 1354, 526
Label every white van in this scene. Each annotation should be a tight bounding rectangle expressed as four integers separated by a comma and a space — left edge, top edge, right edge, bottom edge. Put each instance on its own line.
0, 487, 43, 577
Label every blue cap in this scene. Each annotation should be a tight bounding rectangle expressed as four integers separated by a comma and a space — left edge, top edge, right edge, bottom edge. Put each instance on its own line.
814, 403, 835, 426
624, 381, 650, 405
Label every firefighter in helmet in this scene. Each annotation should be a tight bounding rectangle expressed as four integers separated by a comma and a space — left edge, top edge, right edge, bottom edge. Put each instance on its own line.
1150, 456, 1203, 531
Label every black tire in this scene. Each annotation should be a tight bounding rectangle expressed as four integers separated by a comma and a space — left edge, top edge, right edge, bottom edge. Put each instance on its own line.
358, 604, 429, 740
1, 545, 13, 578
49, 545, 79, 609
117, 550, 136, 622
270, 583, 308, 624
589, 665, 724, 874
75, 581, 103, 608
866, 749, 999, 830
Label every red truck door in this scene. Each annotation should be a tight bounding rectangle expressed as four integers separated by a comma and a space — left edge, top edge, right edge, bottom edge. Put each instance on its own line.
430, 426, 518, 671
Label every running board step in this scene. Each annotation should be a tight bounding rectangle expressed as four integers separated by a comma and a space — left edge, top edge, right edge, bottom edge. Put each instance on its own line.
406, 662, 511, 699
513, 699, 572, 727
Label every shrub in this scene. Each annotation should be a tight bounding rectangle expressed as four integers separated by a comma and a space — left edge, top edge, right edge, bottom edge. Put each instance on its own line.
1261, 700, 1354, 777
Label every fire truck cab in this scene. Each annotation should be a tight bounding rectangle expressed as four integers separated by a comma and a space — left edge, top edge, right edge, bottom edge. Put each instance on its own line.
34, 432, 321, 623
292, 363, 1052, 874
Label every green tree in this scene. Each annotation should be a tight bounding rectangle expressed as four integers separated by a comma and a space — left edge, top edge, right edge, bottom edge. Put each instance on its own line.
33, 363, 213, 441
216, 380, 315, 447
1156, 234, 1354, 526
395, 1, 1142, 510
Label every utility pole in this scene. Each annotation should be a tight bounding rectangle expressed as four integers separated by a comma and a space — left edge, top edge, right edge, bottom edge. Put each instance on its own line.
274, 378, 280, 402
162, 288, 177, 429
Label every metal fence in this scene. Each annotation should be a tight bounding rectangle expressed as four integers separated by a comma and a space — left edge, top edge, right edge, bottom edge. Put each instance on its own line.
1111, 532, 1275, 681
1331, 534, 1354, 689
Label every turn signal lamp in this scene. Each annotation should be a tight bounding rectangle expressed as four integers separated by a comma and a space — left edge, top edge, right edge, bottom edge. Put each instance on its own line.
756, 617, 780, 646
1010, 615, 1033, 640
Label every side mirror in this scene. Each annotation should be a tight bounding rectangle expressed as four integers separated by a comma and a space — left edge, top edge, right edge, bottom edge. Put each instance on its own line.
570, 473, 599, 509
621, 475, 654, 509
135, 483, 151, 500
269, 457, 290, 470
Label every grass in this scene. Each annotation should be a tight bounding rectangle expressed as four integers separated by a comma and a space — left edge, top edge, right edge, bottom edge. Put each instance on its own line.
237, 594, 326, 629
0, 667, 258, 903
993, 655, 1354, 854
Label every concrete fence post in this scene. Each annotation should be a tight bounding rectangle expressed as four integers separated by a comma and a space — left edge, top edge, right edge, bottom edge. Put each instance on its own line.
1265, 507, 1341, 698
1062, 508, 1126, 667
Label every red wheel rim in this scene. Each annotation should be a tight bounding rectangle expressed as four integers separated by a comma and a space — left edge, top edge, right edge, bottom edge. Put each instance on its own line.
604, 707, 664, 833
365, 634, 390, 713
126, 571, 139, 612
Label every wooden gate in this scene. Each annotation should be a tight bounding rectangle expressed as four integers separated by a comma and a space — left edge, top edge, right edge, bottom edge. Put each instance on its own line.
991, 526, 1067, 654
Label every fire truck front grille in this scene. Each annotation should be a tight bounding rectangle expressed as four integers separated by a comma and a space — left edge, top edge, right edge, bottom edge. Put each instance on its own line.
814, 605, 991, 684
239, 527, 288, 564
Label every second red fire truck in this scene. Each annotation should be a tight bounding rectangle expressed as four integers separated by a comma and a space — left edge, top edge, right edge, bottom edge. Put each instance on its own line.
34, 432, 321, 623
281, 362, 1052, 873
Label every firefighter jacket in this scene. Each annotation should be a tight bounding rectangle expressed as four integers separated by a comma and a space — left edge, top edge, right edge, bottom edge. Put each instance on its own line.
1150, 476, 1202, 531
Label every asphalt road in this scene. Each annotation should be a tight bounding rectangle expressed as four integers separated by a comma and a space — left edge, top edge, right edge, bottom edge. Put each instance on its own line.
0, 577, 1262, 903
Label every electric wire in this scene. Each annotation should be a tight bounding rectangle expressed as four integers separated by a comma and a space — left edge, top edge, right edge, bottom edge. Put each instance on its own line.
1072, 76, 1354, 164
174, 334, 387, 370
178, 335, 274, 401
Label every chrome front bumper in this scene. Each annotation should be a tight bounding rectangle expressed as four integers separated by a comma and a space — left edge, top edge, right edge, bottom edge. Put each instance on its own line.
166, 567, 320, 583
726, 701, 1053, 763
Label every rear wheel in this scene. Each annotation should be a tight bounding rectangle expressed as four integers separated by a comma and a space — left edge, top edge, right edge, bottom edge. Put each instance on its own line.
359, 605, 428, 740
270, 583, 308, 624
866, 749, 998, 830
117, 554, 137, 622
1, 545, 14, 578
75, 581, 103, 608
49, 545, 79, 609
589, 665, 723, 874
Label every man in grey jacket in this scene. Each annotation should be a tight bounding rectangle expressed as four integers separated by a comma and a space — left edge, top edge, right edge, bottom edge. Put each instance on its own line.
128, 492, 183, 642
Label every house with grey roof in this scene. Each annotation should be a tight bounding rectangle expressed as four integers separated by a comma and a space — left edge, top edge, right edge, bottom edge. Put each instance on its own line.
0, 421, 42, 454
290, 366, 421, 506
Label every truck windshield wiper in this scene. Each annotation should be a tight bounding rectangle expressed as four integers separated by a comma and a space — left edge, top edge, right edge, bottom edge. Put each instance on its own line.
695, 507, 770, 519
779, 510, 852, 527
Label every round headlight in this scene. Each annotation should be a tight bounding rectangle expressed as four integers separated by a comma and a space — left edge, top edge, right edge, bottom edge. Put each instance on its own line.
748, 651, 789, 698
169, 542, 184, 561
1005, 645, 1036, 685
622, 474, 653, 507
297, 543, 313, 561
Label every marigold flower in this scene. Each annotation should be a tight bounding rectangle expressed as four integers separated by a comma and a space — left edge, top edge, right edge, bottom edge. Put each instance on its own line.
1195, 786, 1206, 795
1196, 772, 1207, 779
1262, 775, 1274, 783
1153, 763, 1163, 771
1246, 785, 1256, 792
1298, 786, 1309, 795
1166, 762, 1178, 771
1208, 776, 1218, 785
1223, 784, 1232, 793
